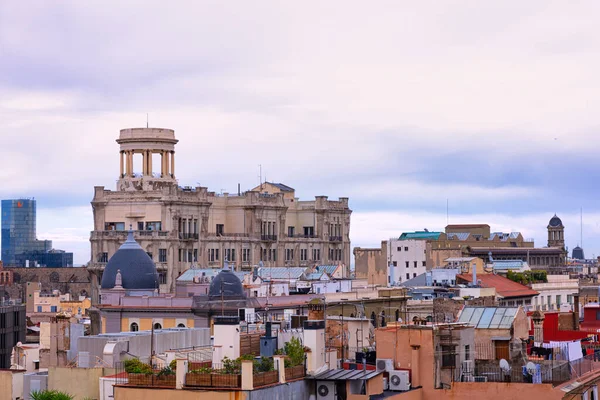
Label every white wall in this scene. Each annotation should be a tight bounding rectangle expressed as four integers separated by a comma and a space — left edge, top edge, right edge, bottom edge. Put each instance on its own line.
311, 280, 352, 294
531, 275, 579, 311
388, 239, 427, 285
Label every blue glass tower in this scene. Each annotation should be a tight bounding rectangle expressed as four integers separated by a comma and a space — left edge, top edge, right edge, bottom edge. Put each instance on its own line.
1, 199, 60, 266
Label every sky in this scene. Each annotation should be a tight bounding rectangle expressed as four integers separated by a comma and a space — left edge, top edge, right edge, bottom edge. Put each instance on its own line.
1, 1, 600, 265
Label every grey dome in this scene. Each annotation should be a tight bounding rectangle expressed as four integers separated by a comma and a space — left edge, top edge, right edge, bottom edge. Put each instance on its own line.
100, 231, 158, 290
549, 214, 563, 227
209, 267, 245, 299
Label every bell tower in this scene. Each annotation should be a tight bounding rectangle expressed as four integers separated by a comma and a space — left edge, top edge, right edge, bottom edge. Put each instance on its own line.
116, 128, 178, 190
547, 214, 565, 248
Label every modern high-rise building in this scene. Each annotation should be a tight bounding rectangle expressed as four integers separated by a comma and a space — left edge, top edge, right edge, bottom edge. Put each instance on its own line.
1, 199, 73, 267
88, 127, 352, 293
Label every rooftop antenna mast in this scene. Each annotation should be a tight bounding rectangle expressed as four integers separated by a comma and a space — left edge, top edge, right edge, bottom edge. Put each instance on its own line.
581, 207, 583, 249
146, 113, 149, 128
258, 164, 262, 189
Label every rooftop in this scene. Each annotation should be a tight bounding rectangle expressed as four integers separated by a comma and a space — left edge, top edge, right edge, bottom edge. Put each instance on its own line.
457, 273, 539, 298
398, 231, 442, 240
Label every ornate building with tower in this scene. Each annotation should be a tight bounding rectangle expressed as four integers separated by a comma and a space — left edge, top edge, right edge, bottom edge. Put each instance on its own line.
88, 128, 352, 294
547, 214, 565, 248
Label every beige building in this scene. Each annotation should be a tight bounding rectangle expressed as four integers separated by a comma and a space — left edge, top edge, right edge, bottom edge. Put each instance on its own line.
88, 128, 351, 293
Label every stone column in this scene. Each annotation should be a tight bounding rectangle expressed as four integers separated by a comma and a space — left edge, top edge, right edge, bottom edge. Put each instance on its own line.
171, 151, 175, 177
142, 150, 147, 176
273, 355, 286, 383
241, 360, 254, 390
148, 150, 153, 177
119, 151, 124, 177
176, 358, 188, 389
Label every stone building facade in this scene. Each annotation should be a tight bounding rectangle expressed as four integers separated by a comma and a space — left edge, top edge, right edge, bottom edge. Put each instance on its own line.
88, 128, 352, 293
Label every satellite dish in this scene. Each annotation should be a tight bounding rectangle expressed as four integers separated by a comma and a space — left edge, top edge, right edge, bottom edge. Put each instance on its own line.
499, 359, 510, 372
526, 362, 537, 375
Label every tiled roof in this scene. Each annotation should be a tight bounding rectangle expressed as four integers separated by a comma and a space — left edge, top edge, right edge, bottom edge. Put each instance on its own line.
314, 265, 338, 275
304, 272, 324, 281
399, 231, 442, 240
257, 267, 307, 280
265, 182, 295, 192
457, 274, 539, 298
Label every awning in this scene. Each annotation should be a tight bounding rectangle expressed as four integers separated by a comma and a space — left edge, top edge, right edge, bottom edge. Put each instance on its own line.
491, 336, 511, 341
306, 369, 382, 381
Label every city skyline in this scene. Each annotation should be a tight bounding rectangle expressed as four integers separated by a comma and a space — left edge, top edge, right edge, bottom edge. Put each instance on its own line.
2, 2, 600, 264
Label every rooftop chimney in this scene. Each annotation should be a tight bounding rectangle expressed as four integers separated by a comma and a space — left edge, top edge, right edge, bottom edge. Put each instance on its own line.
212, 316, 241, 365
304, 320, 326, 374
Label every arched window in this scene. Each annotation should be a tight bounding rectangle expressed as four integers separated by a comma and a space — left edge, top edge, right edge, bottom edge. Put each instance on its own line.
130, 322, 139, 332
154, 322, 162, 330
177, 323, 186, 328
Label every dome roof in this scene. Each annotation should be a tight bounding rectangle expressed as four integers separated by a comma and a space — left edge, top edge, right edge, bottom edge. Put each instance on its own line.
208, 266, 245, 299
100, 231, 158, 290
549, 214, 563, 227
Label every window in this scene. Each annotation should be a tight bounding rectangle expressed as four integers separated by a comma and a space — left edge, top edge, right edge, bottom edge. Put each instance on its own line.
98, 252, 109, 263
303, 226, 314, 236
556, 295, 562, 308
288, 226, 295, 237
414, 261, 417, 268
413, 273, 417, 278
209, 248, 219, 262
37, 306, 42, 312
406, 273, 410, 280
158, 273, 167, 284
404, 247, 409, 251
193, 249, 198, 262
159, 249, 167, 263
262, 248, 267, 261
405, 261, 409, 268
312, 248, 321, 261
242, 248, 251, 262
422, 261, 426, 267
216, 224, 224, 236
178, 249, 182, 262
154, 323, 162, 330
286, 249, 294, 261
50, 306, 57, 313
393, 261, 397, 267
130, 323, 139, 332
465, 345, 470, 361
138, 221, 144, 231
547, 296, 552, 308
397, 247, 401, 251
441, 345, 456, 368
177, 323, 186, 328
147, 252, 153, 260
301, 249, 308, 261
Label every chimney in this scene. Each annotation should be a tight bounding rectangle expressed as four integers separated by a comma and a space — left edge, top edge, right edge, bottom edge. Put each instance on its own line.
308, 300, 325, 320
212, 316, 241, 365
532, 311, 545, 344
304, 320, 326, 374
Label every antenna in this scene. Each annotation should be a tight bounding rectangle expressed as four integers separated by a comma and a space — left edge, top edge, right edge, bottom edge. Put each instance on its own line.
581, 207, 583, 249
146, 113, 149, 128
258, 164, 262, 188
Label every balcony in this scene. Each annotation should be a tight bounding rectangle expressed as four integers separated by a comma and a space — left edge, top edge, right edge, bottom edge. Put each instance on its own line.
92, 230, 169, 240
287, 234, 319, 239
179, 233, 199, 240
329, 236, 342, 242
261, 235, 277, 241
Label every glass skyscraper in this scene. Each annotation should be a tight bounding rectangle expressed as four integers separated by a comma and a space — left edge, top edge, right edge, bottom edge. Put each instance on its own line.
1, 199, 72, 267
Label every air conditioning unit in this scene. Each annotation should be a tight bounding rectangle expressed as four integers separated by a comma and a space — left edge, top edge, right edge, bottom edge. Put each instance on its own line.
316, 381, 335, 400
473, 376, 488, 382
389, 371, 410, 391
461, 360, 473, 374
376, 358, 394, 372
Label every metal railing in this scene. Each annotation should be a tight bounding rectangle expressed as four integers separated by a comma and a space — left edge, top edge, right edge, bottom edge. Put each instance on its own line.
179, 233, 199, 240
329, 236, 343, 242
114, 358, 176, 388
261, 235, 278, 241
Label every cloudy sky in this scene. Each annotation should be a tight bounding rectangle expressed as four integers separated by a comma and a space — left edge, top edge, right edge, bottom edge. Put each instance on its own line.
1, 1, 600, 265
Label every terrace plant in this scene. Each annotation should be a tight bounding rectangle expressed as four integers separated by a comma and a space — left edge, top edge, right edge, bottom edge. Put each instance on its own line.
123, 358, 153, 375
30, 390, 74, 400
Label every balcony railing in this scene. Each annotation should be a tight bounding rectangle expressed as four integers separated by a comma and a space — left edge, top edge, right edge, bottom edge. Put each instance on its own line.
287, 234, 319, 239
179, 233, 199, 240
92, 230, 169, 240
329, 236, 342, 242
261, 235, 278, 241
